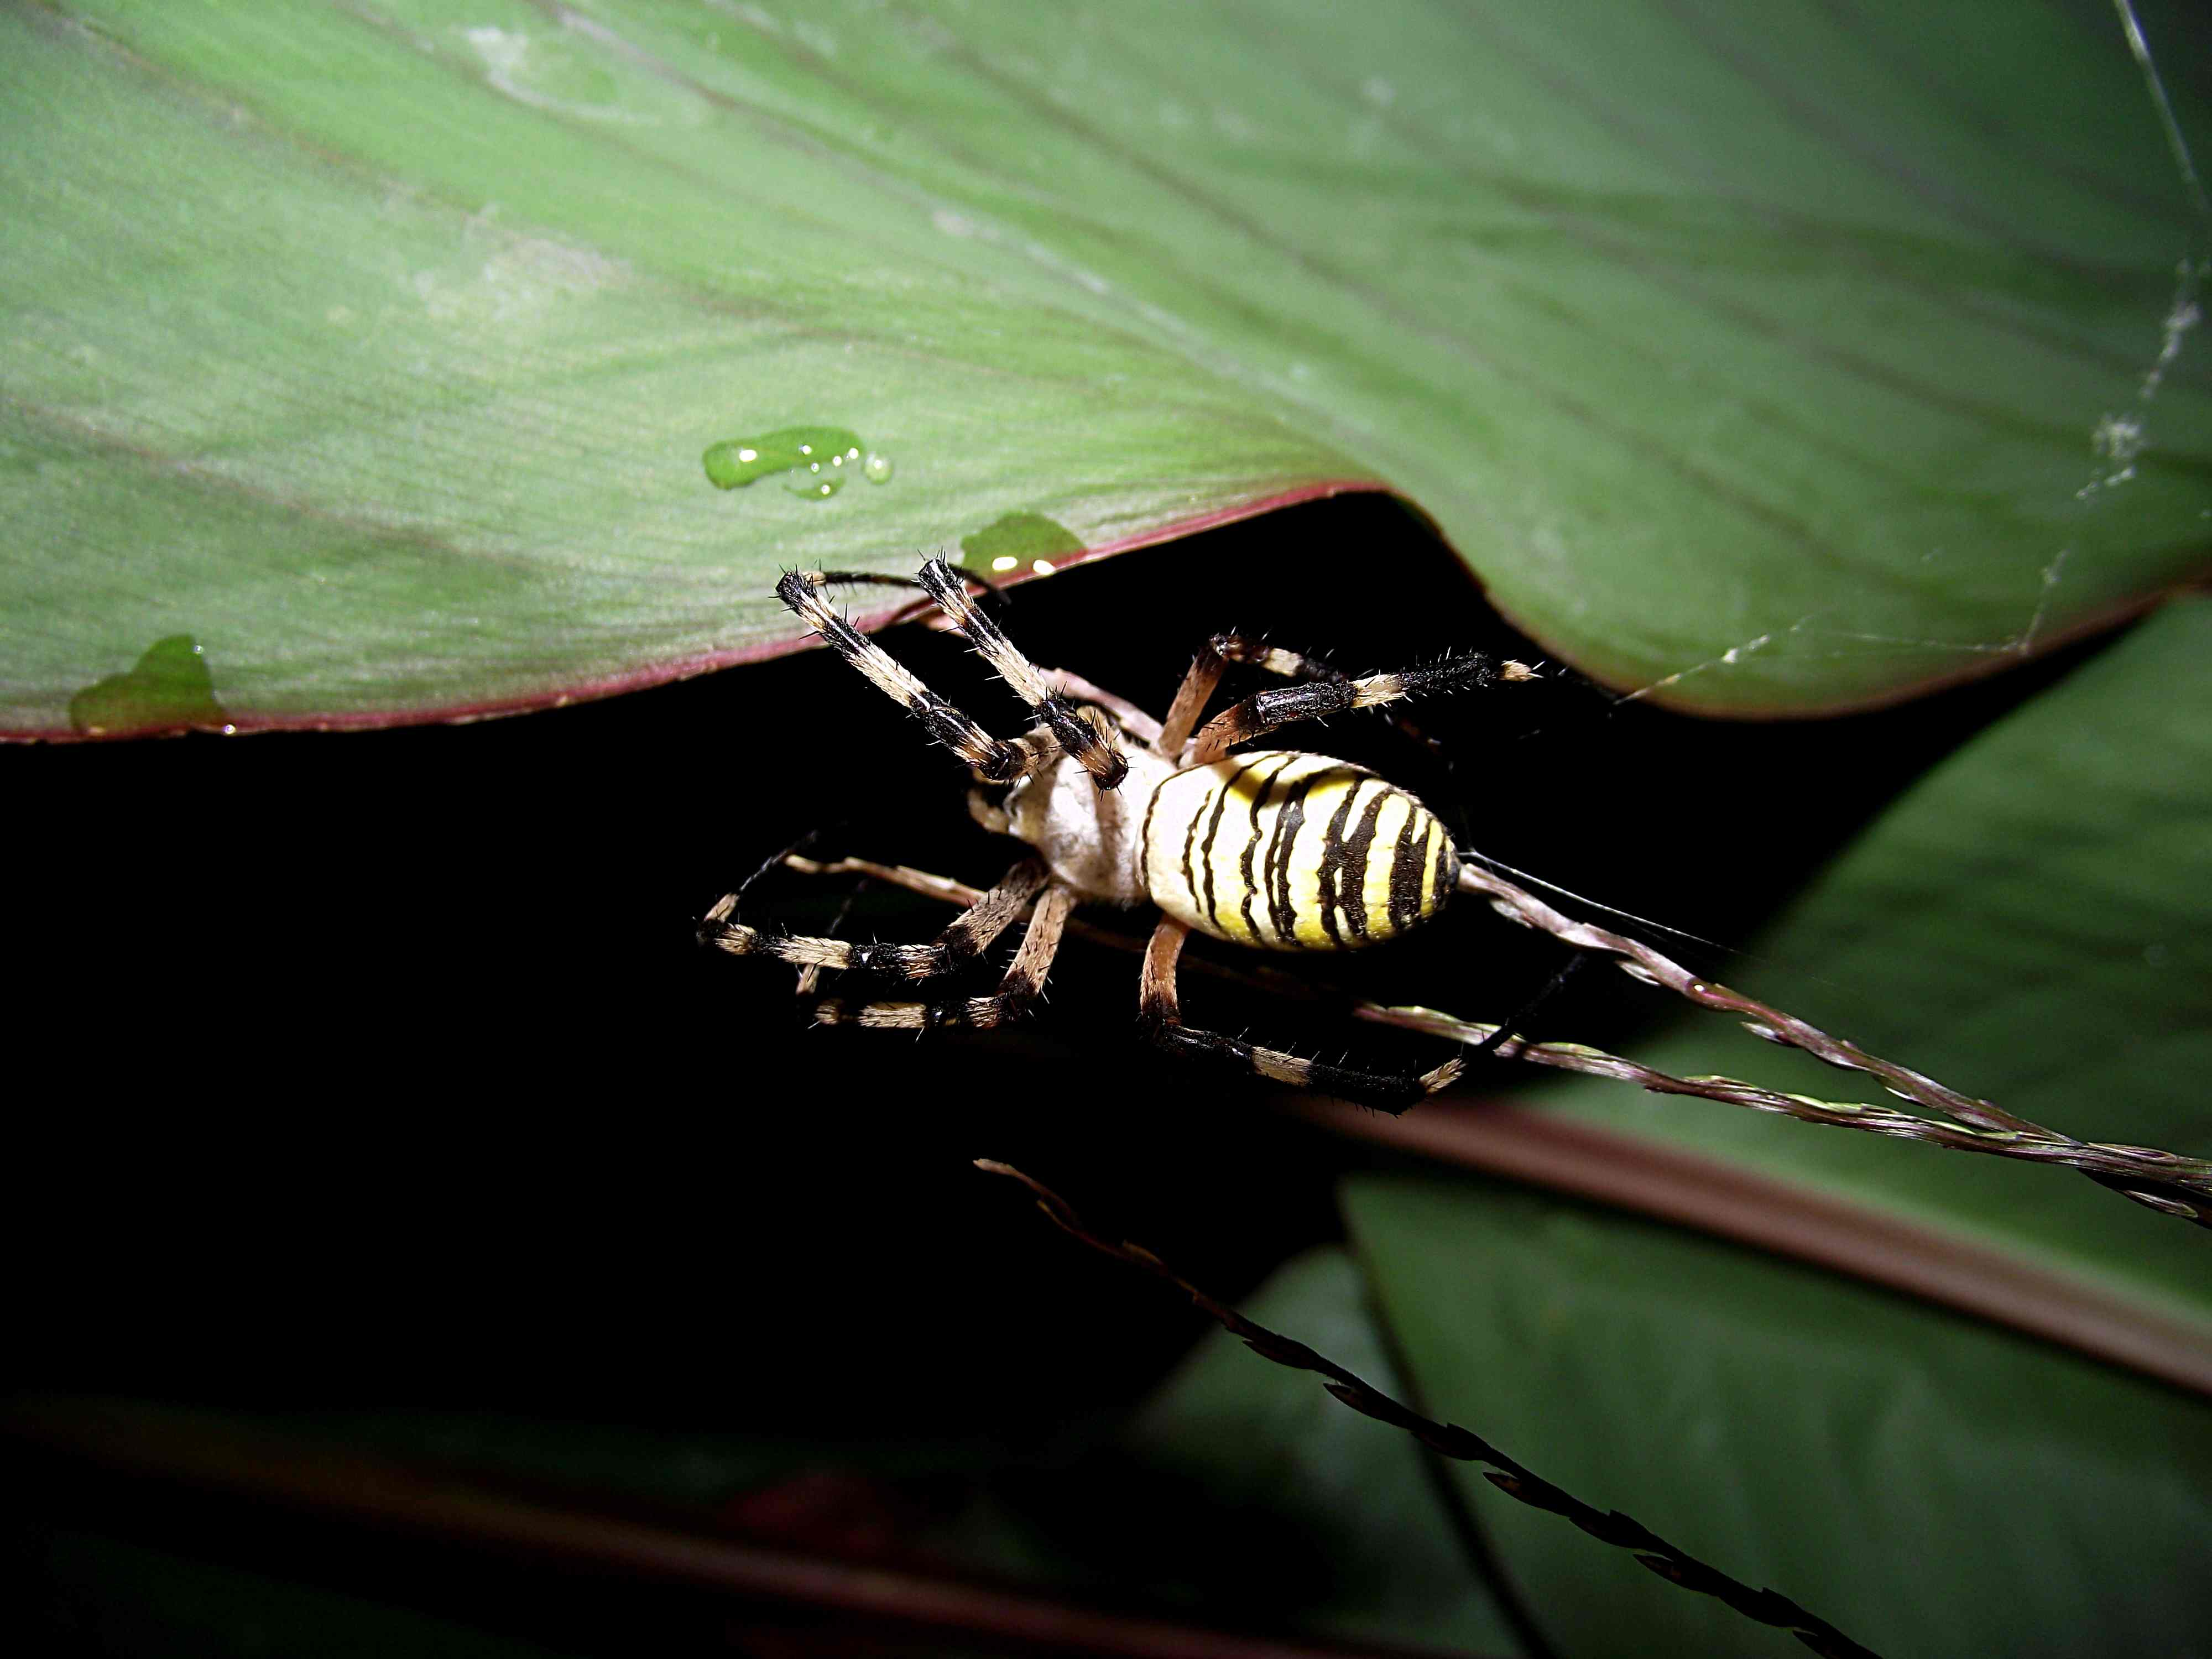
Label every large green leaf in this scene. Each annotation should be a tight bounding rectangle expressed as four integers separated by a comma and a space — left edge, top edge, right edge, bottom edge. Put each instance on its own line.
5, 0, 2209, 735
1517, 594, 2212, 1334
1344, 1176, 2212, 1659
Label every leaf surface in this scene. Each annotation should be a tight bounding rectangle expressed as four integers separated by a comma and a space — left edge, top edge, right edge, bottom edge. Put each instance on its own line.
6, 1, 2210, 734
1345, 1175, 2212, 1658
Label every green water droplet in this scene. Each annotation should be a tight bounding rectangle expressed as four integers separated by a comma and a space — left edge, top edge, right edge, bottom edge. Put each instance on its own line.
702, 425, 870, 501
863, 450, 894, 484
959, 512, 1086, 573
782, 458, 847, 499
69, 635, 233, 738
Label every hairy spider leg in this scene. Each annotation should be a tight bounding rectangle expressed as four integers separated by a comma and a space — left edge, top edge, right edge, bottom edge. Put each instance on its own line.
1159, 634, 1532, 765
1157, 634, 1396, 761
792, 878, 866, 997
779, 570, 1061, 785
813, 884, 1077, 1031
1225, 637, 1470, 757
1035, 667, 1163, 749
916, 558, 1128, 787
1137, 917, 1464, 1113
701, 858, 1051, 982
1154, 639, 1233, 762
773, 850, 1587, 1089
805, 568, 1157, 749
1185, 645, 1536, 768
790, 564, 1011, 627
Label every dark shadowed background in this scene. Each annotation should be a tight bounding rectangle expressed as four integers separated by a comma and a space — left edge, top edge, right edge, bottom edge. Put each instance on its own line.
5, 495, 2104, 1656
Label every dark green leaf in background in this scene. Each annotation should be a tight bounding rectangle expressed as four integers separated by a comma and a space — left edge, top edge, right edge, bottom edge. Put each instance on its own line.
6, 1, 2208, 734
1345, 1177, 2212, 1659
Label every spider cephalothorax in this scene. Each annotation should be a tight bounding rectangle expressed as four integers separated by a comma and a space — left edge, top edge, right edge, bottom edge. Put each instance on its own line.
700, 559, 1533, 1109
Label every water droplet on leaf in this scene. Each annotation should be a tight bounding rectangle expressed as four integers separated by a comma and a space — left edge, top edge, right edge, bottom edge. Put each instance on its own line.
958, 511, 1085, 569
702, 425, 872, 500
863, 450, 894, 484
69, 635, 233, 738
782, 461, 846, 499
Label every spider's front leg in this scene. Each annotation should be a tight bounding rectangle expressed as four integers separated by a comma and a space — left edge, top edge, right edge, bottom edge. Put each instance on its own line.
701, 857, 1050, 983
915, 560, 1128, 787
779, 563, 1126, 787
1136, 918, 1464, 1113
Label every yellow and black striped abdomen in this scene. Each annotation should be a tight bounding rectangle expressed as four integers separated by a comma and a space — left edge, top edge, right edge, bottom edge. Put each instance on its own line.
1140, 752, 1457, 951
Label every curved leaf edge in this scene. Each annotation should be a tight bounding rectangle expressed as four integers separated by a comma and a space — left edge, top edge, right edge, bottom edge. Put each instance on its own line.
19, 483, 2206, 743
1485, 570, 2212, 723
2, 480, 1387, 744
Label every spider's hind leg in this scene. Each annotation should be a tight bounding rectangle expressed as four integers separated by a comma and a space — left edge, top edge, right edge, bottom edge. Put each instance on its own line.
1136, 919, 1463, 1114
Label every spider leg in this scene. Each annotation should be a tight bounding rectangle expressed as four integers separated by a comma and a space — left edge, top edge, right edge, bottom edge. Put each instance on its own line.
916, 558, 1128, 788
813, 884, 1076, 1031
1155, 639, 1233, 761
1162, 633, 1378, 759
1137, 917, 1463, 1114
1157, 634, 1500, 764
700, 857, 1051, 983
778, 568, 1053, 785
801, 564, 1009, 627
1185, 642, 1535, 768
793, 878, 866, 997
1037, 667, 1163, 750
1464, 947, 1589, 1059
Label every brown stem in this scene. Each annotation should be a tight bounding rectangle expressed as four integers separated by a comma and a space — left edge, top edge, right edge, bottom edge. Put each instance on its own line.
3, 1397, 1404, 1659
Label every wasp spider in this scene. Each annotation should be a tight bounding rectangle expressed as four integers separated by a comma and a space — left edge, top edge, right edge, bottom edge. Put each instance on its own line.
699, 559, 1537, 1110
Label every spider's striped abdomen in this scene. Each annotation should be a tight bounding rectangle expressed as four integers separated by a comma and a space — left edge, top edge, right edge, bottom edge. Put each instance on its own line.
1139, 752, 1457, 952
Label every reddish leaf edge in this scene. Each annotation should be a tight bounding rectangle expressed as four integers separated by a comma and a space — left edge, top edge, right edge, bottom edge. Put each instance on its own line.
3, 481, 1389, 744
18, 484, 2202, 743
1388, 489, 2212, 724
1300, 1096, 2212, 1399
